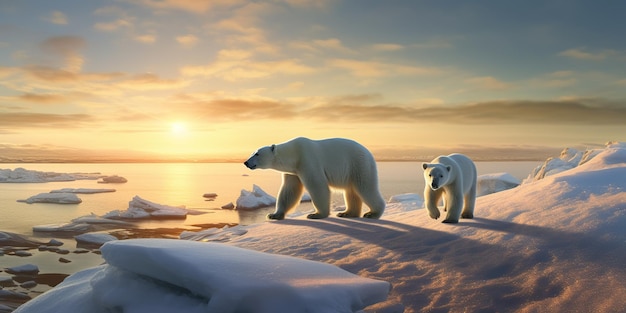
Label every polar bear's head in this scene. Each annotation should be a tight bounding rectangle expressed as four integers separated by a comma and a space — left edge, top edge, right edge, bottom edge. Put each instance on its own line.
422, 163, 451, 190
244, 144, 276, 170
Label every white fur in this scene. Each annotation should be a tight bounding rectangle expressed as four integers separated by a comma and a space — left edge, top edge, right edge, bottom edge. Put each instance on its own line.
244, 137, 386, 220
422, 153, 477, 223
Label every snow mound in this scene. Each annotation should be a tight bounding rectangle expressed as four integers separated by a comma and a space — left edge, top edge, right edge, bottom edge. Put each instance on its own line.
17, 192, 82, 204
525, 141, 625, 182
15, 239, 390, 313
476, 172, 520, 196
103, 196, 188, 219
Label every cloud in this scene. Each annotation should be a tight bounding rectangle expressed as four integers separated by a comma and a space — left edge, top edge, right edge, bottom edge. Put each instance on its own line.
282, 0, 332, 8
135, 34, 157, 43
0, 112, 95, 129
176, 34, 198, 47
465, 76, 512, 90
328, 59, 443, 78
312, 38, 355, 54
94, 19, 133, 31
181, 49, 316, 81
371, 43, 405, 52
558, 48, 619, 61
173, 97, 625, 125
123, 0, 244, 13
44, 11, 68, 25
40, 36, 85, 72
18, 93, 67, 104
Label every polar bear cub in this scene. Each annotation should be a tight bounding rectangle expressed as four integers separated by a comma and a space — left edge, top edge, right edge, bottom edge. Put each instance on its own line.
422, 153, 477, 223
244, 137, 386, 220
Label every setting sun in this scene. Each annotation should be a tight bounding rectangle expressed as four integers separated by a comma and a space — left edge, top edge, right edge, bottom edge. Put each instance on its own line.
170, 122, 188, 135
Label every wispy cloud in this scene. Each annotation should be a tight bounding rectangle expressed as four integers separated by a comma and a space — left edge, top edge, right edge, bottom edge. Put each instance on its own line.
40, 36, 85, 72
168, 96, 626, 125
44, 11, 68, 25
465, 76, 512, 90
176, 34, 199, 47
0, 112, 95, 129
558, 48, 621, 61
371, 43, 405, 52
328, 59, 443, 78
181, 49, 316, 81
123, 0, 244, 14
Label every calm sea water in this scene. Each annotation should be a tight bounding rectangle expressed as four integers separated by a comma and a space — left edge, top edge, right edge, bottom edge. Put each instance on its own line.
0, 162, 540, 237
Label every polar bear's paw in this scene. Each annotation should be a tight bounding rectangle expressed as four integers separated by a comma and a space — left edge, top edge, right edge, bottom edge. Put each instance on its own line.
337, 212, 359, 218
429, 211, 440, 220
442, 219, 459, 224
461, 212, 474, 219
363, 211, 382, 219
307, 213, 328, 219
267, 212, 285, 220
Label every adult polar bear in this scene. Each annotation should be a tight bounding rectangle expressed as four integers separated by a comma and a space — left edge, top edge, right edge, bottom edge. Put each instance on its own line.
422, 153, 477, 223
244, 137, 386, 220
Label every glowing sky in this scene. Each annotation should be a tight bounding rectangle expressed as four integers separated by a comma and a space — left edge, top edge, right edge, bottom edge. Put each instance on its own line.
1, 0, 626, 161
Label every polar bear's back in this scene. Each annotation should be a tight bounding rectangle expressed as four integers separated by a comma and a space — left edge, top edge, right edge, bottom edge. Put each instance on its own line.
297, 137, 378, 187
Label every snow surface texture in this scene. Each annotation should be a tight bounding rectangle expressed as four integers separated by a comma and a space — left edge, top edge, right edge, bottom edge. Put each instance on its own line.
17, 142, 626, 312
16, 239, 390, 313
17, 192, 82, 204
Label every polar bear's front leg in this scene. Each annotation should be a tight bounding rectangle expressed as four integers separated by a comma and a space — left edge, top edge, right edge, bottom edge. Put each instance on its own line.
268, 174, 303, 220
424, 186, 441, 220
443, 187, 463, 223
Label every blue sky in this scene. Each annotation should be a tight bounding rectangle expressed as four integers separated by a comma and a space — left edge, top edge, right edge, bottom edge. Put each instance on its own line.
1, 0, 625, 161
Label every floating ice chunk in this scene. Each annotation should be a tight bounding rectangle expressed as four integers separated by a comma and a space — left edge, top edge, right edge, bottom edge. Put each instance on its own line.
33, 223, 91, 233
5, 264, 39, 275
477, 172, 521, 196
236, 184, 276, 210
0, 168, 101, 183
0, 232, 46, 247
74, 233, 118, 246
97, 175, 127, 184
51, 188, 116, 194
103, 196, 187, 220
17, 192, 82, 204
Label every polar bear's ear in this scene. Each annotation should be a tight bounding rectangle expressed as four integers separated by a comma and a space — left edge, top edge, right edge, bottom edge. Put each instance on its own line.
446, 165, 451, 172
422, 163, 429, 170
271, 144, 276, 153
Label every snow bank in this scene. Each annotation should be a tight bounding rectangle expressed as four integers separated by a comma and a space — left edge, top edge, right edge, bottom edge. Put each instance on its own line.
16, 239, 390, 313
103, 196, 188, 219
17, 192, 82, 204
525, 141, 625, 182
476, 172, 520, 196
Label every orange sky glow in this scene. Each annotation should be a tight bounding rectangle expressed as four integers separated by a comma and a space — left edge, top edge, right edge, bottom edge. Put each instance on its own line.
1, 1, 626, 162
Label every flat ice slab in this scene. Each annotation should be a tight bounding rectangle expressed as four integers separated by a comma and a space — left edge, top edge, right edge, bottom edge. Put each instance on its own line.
15, 239, 390, 313
17, 192, 82, 204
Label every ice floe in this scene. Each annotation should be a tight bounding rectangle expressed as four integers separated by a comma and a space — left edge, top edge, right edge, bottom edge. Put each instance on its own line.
0, 168, 102, 183
103, 196, 188, 220
17, 193, 82, 204
476, 172, 520, 196
50, 188, 115, 194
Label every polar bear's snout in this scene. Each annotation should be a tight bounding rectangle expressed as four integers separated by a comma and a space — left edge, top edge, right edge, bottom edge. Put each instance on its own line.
244, 160, 257, 169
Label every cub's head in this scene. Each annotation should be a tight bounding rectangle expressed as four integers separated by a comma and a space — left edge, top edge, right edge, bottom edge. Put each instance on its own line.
244, 144, 275, 170
422, 163, 451, 190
